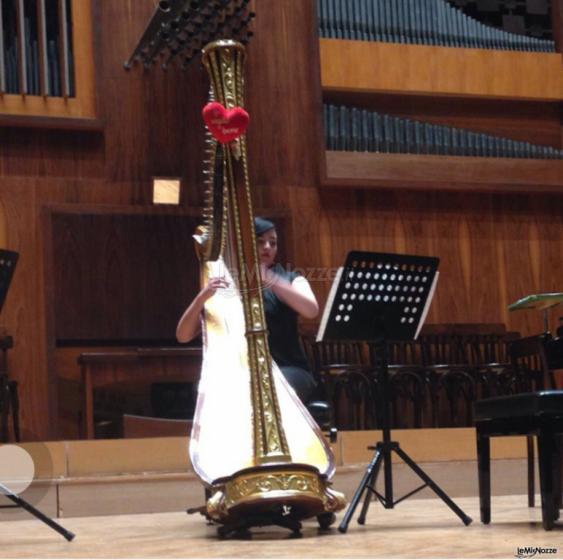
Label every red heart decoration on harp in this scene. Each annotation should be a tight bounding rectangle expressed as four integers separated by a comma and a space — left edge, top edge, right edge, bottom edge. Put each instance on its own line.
202, 102, 249, 144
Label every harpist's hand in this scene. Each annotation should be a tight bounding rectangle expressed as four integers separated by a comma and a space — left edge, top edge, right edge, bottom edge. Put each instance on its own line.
199, 277, 229, 302
260, 264, 278, 289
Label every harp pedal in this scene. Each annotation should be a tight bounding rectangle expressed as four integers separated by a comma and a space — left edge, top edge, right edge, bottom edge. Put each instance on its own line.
186, 505, 207, 516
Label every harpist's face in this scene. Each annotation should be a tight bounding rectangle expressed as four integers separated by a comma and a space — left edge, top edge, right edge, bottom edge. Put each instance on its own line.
257, 228, 278, 267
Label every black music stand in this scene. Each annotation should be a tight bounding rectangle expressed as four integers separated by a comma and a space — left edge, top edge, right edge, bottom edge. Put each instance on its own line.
0, 250, 74, 541
316, 251, 472, 532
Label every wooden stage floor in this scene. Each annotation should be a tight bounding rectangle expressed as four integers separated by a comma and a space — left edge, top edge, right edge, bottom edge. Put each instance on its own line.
0, 494, 560, 559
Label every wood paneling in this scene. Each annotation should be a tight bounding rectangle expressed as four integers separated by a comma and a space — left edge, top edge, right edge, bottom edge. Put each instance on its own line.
323, 151, 563, 192
339, 429, 529, 464
66, 437, 191, 476
0, 0, 211, 439
1, 178, 54, 441
244, 0, 324, 189
312, 188, 563, 333
320, 39, 563, 101
0, 127, 105, 178
48, 209, 201, 342
0, 0, 561, 441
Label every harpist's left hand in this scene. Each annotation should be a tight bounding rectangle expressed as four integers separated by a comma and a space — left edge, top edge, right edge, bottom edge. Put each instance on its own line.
259, 264, 283, 289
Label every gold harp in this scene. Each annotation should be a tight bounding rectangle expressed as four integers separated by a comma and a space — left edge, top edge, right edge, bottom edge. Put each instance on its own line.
189, 40, 345, 534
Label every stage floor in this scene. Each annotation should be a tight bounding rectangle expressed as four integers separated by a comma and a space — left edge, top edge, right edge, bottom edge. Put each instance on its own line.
0, 494, 560, 559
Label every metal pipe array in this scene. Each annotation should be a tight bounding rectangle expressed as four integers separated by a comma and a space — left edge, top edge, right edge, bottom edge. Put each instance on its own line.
324, 103, 563, 159
317, 0, 555, 52
124, 0, 255, 70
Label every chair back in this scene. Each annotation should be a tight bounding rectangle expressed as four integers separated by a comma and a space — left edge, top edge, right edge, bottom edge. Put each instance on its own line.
313, 340, 365, 370
418, 325, 468, 366
509, 334, 555, 391
299, 335, 375, 430
466, 331, 518, 366
379, 340, 422, 366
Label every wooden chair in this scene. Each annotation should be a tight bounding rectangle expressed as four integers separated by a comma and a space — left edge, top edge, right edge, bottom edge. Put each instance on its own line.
387, 367, 426, 428
419, 324, 517, 428
418, 325, 473, 427
367, 341, 426, 429
509, 334, 555, 393
468, 331, 520, 401
466, 329, 512, 367
302, 336, 375, 429
308, 339, 367, 375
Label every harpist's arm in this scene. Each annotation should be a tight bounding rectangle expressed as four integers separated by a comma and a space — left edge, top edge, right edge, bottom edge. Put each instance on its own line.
262, 267, 319, 320
176, 277, 229, 342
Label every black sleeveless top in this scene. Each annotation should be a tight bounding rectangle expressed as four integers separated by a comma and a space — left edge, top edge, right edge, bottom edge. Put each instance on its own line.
262, 263, 309, 370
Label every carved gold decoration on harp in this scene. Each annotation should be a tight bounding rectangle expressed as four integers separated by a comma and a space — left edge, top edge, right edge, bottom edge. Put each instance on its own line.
189, 40, 345, 534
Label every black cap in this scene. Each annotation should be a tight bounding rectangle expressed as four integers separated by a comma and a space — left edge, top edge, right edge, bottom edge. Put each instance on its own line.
254, 217, 275, 236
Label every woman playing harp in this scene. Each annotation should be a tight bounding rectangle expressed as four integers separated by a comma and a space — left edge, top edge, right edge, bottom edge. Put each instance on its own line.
177, 217, 319, 405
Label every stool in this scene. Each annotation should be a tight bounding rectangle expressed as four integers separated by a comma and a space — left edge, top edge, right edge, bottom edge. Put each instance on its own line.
475, 391, 563, 530
307, 400, 337, 443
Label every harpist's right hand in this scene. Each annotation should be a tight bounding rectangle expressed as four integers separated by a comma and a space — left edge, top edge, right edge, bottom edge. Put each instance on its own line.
199, 277, 229, 302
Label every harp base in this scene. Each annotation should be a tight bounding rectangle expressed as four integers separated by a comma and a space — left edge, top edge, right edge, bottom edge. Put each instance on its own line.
206, 463, 345, 535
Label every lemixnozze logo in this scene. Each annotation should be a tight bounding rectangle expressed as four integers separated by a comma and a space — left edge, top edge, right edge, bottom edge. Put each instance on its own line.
515, 547, 558, 559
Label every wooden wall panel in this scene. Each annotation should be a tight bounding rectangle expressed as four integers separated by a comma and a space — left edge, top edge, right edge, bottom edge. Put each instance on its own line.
533, 197, 563, 299
300, 188, 562, 335
95, 1, 209, 192
323, 152, 563, 192
50, 211, 201, 342
256, 1, 563, 338
320, 39, 563, 101
0, 128, 105, 178
461, 198, 503, 325
245, 0, 323, 189
0, 0, 561, 440
2, 179, 53, 440
0, 0, 212, 438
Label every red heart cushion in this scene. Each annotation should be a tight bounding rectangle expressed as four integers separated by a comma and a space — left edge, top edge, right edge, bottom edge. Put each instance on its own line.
202, 102, 249, 144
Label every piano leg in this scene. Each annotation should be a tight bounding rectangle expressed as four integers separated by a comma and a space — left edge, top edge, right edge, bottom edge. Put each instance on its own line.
477, 432, 491, 524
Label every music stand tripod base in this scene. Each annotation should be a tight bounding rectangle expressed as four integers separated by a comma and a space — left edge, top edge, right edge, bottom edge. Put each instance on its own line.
0, 482, 75, 541
337, 434, 472, 532
316, 251, 472, 532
